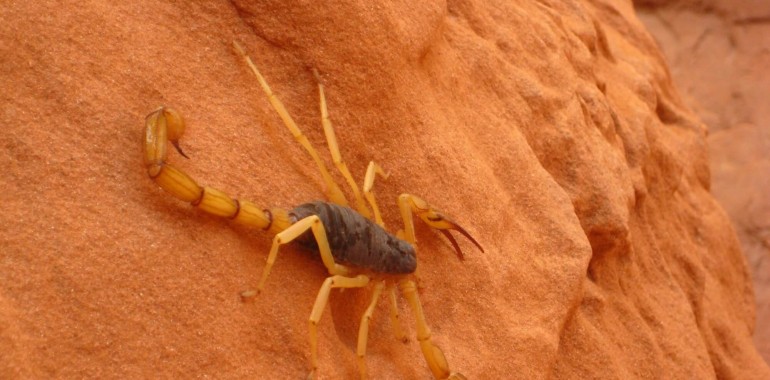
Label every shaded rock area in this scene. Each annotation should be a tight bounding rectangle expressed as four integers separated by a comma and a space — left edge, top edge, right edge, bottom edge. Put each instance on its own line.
636, 0, 770, 364
1, 0, 768, 378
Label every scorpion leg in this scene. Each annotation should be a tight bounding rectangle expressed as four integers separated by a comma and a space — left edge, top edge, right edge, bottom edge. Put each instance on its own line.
397, 194, 484, 260
313, 69, 372, 217
251, 215, 350, 296
308, 274, 370, 379
233, 42, 348, 206
356, 280, 385, 379
399, 279, 466, 380
144, 107, 293, 235
387, 284, 407, 343
362, 161, 389, 227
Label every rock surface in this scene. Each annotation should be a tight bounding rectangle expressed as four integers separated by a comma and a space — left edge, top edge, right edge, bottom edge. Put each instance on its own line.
1, 0, 767, 378
636, 0, 770, 364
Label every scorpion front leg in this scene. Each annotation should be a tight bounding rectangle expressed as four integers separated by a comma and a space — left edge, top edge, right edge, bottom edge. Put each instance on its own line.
308, 274, 370, 380
143, 107, 293, 234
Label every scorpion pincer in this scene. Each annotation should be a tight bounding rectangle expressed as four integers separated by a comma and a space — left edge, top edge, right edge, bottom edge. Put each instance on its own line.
143, 41, 483, 380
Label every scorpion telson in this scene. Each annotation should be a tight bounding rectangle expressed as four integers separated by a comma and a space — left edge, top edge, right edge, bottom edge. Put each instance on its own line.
143, 41, 483, 380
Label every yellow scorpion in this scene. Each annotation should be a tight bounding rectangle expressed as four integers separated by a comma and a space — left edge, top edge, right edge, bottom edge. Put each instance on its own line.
143, 42, 483, 379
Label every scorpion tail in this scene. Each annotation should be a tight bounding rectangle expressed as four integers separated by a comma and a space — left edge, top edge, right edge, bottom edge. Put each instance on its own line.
144, 107, 292, 235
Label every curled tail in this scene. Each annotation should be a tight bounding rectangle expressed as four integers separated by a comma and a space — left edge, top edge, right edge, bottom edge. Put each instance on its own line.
143, 107, 291, 234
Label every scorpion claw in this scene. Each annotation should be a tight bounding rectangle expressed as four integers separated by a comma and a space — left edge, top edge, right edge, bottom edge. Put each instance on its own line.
438, 230, 465, 261
399, 194, 484, 260
426, 214, 484, 260
440, 219, 485, 258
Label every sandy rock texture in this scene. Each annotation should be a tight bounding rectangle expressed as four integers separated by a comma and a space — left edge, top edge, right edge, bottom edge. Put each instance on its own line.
1, 0, 768, 379
636, 0, 770, 364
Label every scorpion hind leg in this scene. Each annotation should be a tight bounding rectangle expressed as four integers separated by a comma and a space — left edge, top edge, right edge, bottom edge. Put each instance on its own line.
233, 41, 349, 207
250, 215, 351, 297
308, 274, 370, 380
397, 194, 484, 261
313, 68, 374, 218
363, 161, 389, 227
356, 281, 385, 379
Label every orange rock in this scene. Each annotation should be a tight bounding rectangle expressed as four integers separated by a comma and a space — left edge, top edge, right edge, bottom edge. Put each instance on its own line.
1, 1, 767, 379
637, 0, 770, 367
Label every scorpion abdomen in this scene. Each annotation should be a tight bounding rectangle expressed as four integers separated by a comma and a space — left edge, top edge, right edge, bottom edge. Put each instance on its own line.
290, 201, 417, 274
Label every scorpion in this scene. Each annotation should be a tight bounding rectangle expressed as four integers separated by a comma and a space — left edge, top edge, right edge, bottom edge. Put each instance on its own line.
143, 41, 483, 379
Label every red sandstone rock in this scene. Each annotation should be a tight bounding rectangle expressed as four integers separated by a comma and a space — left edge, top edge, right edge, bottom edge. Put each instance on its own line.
636, 0, 770, 365
1, 1, 767, 378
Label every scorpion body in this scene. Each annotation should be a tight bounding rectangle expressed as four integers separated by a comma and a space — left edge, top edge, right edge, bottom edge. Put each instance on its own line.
291, 201, 417, 274
143, 41, 481, 380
